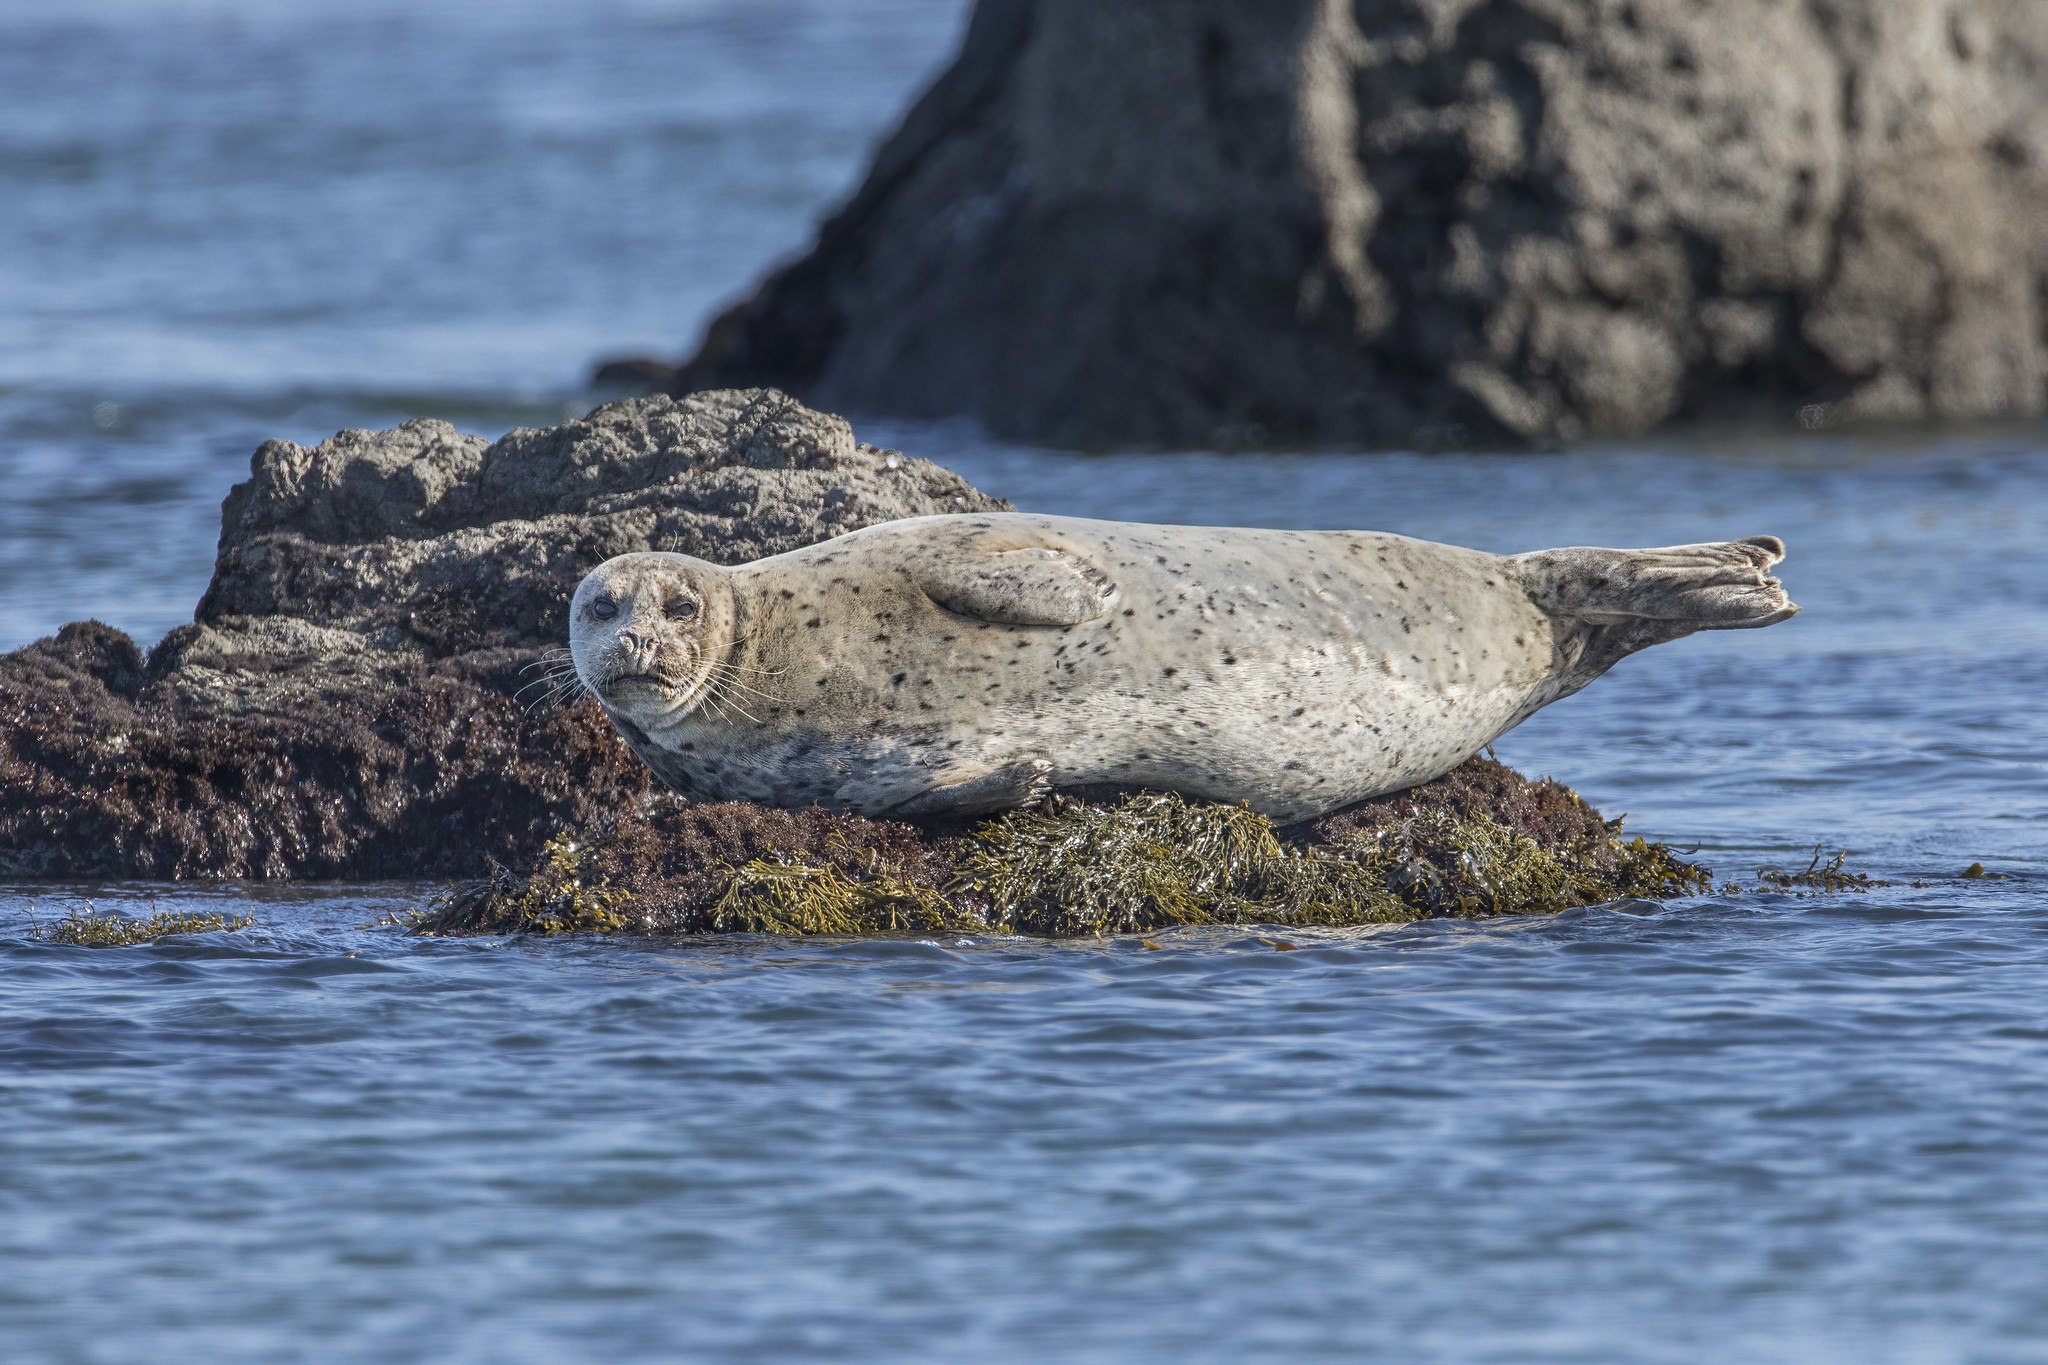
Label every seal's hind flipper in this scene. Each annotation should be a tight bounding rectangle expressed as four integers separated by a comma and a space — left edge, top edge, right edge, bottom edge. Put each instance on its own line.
1511, 536, 1797, 694
1515, 536, 1798, 632
917, 547, 1117, 627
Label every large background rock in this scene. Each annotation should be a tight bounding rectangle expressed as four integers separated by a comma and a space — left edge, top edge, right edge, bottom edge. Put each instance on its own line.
0, 390, 1005, 879
662, 0, 2048, 448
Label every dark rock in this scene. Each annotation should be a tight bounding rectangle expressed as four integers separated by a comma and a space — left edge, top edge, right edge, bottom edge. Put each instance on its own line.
591, 356, 683, 393
2, 387, 1693, 914
0, 390, 1005, 879
670, 0, 2048, 448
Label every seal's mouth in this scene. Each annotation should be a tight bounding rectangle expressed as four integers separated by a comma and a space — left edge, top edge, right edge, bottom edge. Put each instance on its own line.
599, 671, 676, 697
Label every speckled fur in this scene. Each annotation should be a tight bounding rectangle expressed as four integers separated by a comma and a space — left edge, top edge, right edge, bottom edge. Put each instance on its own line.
568, 514, 1795, 821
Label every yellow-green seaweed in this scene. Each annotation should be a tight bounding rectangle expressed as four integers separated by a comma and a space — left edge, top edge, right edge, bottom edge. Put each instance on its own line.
419, 833, 634, 935
36, 907, 255, 946
410, 775, 1722, 941
709, 856, 969, 935
953, 792, 1294, 935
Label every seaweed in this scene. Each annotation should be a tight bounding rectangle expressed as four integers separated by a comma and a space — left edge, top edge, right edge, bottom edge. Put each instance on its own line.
418, 834, 634, 935
709, 856, 968, 936
1755, 845, 1891, 893
411, 758, 1723, 941
954, 792, 1293, 936
33, 906, 255, 946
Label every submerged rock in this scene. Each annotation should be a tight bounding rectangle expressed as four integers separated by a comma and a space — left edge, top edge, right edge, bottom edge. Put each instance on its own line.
0, 390, 1002, 878
663, 0, 2048, 448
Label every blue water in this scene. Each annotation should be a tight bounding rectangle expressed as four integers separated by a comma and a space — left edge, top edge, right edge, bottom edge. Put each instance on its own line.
3, 3, 2047, 1361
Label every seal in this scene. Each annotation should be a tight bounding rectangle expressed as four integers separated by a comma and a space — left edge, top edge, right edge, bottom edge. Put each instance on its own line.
567, 513, 1796, 822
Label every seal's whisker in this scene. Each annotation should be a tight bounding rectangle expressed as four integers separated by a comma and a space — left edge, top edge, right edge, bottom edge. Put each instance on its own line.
707, 663, 782, 701
523, 672, 590, 715
713, 693, 763, 726
717, 628, 787, 674
704, 665, 785, 705
513, 665, 580, 702
710, 682, 782, 708
514, 666, 572, 693
701, 675, 763, 726
709, 656, 785, 677
695, 685, 737, 726
719, 665, 783, 677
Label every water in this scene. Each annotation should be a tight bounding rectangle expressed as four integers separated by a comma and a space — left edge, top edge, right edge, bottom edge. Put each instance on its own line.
3, 3, 2047, 1361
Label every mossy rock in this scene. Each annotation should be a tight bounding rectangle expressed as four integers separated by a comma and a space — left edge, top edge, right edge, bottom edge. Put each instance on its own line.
415, 757, 1711, 940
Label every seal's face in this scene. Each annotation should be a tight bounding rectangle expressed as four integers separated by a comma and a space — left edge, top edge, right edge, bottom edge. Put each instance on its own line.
568, 552, 733, 728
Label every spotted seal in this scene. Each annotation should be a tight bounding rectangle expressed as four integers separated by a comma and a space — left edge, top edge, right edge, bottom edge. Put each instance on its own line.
565, 513, 1795, 821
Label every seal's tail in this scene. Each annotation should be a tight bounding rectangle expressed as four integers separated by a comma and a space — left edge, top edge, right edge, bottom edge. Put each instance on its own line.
1514, 536, 1798, 639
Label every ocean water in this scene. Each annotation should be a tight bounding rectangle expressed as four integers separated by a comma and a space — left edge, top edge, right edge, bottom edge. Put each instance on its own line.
3, 3, 2047, 1361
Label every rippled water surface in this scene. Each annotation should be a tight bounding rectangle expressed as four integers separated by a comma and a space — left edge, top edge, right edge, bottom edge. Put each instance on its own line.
4, 3, 2047, 1361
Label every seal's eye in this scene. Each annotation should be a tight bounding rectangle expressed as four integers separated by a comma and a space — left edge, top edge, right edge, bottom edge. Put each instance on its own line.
666, 598, 699, 622
591, 595, 618, 621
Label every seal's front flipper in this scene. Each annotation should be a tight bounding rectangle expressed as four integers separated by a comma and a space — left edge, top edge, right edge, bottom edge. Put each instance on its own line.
917, 548, 1117, 627
885, 759, 1056, 819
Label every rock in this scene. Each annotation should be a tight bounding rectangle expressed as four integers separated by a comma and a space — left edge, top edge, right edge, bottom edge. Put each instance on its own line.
590, 356, 683, 393
416, 757, 1712, 938
1, 387, 1705, 923
0, 390, 1005, 879
670, 0, 2048, 448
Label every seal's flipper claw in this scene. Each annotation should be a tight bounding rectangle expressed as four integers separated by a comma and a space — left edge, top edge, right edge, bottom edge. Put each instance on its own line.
885, 759, 1056, 819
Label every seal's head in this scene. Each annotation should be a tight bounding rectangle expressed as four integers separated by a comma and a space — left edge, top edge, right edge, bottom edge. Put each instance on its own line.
569, 552, 735, 728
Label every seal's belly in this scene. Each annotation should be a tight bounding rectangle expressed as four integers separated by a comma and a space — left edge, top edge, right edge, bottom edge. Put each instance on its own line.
657, 523, 1560, 821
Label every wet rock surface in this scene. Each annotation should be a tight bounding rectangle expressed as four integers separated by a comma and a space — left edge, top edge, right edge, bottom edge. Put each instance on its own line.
665, 0, 2048, 448
0, 390, 1004, 878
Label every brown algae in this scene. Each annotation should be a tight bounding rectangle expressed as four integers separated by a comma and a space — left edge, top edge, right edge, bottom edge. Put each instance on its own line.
35, 906, 255, 946
413, 758, 1719, 941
